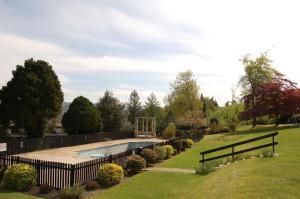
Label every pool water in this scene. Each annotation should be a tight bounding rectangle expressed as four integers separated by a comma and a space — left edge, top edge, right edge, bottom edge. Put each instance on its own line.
78, 141, 158, 158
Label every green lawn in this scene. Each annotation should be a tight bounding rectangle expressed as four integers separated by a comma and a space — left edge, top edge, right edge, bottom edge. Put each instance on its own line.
92, 125, 300, 199
0, 190, 41, 199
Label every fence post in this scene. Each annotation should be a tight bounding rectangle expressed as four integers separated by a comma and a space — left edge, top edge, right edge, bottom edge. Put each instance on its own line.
10, 156, 14, 165
232, 146, 234, 161
70, 164, 75, 187
202, 154, 204, 166
36, 160, 40, 185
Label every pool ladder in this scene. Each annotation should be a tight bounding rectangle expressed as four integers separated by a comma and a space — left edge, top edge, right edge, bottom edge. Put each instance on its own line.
104, 138, 112, 156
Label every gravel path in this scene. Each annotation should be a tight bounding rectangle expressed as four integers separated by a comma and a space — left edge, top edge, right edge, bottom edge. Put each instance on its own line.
143, 167, 195, 174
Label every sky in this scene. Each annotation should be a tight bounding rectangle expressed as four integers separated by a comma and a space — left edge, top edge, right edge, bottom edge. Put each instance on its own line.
0, 0, 300, 105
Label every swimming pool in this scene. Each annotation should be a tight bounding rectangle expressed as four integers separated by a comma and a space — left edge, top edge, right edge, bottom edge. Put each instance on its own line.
77, 141, 158, 158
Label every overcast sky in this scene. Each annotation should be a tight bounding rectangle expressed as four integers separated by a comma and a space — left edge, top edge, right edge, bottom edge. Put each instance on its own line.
1, 0, 300, 105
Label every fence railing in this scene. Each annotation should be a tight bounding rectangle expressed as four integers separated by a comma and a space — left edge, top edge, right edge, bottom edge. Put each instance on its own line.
0, 132, 204, 189
200, 132, 278, 166
0, 131, 133, 155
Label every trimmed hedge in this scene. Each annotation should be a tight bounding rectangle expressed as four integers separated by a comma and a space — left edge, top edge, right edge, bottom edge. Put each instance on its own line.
154, 146, 167, 161
98, 163, 124, 186
3, 164, 36, 191
140, 149, 158, 164
172, 140, 184, 152
163, 145, 174, 158
126, 155, 146, 173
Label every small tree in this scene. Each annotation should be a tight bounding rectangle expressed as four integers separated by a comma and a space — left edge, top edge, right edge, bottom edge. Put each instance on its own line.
96, 91, 126, 132
238, 52, 278, 127
143, 93, 164, 132
176, 110, 207, 132
62, 96, 102, 134
127, 90, 142, 125
0, 58, 63, 138
240, 75, 300, 126
163, 122, 176, 139
166, 71, 202, 117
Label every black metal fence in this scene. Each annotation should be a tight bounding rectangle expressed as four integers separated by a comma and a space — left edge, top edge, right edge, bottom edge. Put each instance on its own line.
0, 152, 131, 189
200, 132, 279, 165
0, 132, 204, 189
0, 131, 133, 155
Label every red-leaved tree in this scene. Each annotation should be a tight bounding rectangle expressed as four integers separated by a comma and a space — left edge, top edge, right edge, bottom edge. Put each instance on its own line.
240, 75, 300, 126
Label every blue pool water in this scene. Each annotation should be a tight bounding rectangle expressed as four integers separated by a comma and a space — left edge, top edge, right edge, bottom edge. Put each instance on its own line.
78, 141, 158, 158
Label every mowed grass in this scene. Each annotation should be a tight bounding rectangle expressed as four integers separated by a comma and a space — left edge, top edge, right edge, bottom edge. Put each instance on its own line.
92, 125, 300, 199
0, 190, 41, 199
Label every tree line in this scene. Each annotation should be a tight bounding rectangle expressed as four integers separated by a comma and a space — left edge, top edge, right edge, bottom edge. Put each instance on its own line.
1, 53, 300, 139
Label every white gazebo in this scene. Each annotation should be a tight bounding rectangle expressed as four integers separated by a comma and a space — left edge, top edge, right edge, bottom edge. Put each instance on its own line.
134, 117, 156, 138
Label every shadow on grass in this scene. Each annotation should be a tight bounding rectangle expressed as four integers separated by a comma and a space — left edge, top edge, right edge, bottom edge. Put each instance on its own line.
230, 125, 300, 136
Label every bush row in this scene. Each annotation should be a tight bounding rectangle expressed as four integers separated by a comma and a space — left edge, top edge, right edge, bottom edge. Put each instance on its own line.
0, 139, 195, 198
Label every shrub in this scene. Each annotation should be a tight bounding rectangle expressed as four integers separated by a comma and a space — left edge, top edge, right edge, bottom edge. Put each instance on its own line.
126, 155, 146, 173
187, 139, 194, 147
3, 164, 36, 191
261, 150, 274, 158
206, 127, 230, 134
163, 145, 174, 158
172, 140, 184, 152
39, 183, 54, 194
173, 148, 178, 155
181, 139, 190, 149
98, 163, 124, 186
228, 122, 237, 132
163, 122, 176, 139
140, 149, 158, 164
85, 181, 100, 191
195, 163, 216, 175
58, 185, 84, 199
154, 146, 167, 161
0, 165, 7, 181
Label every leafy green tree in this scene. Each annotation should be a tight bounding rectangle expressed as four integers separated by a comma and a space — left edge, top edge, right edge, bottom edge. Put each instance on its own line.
127, 90, 142, 124
163, 122, 176, 139
210, 103, 244, 131
62, 96, 102, 135
238, 52, 278, 126
166, 70, 202, 118
96, 90, 126, 132
0, 58, 63, 138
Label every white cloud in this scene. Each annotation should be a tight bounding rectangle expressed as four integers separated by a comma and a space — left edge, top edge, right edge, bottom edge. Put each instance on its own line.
1, 0, 300, 105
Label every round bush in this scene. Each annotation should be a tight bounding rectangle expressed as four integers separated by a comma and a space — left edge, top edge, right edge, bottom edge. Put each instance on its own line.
172, 140, 184, 152
163, 145, 174, 158
98, 163, 124, 186
140, 149, 158, 164
154, 146, 167, 161
39, 183, 54, 194
3, 164, 36, 191
85, 181, 100, 191
181, 139, 189, 149
187, 139, 194, 147
126, 155, 146, 173
59, 185, 84, 199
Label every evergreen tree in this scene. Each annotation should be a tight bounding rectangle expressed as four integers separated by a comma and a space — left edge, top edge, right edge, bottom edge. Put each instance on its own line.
0, 58, 63, 138
62, 96, 102, 135
96, 90, 126, 132
127, 90, 142, 124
